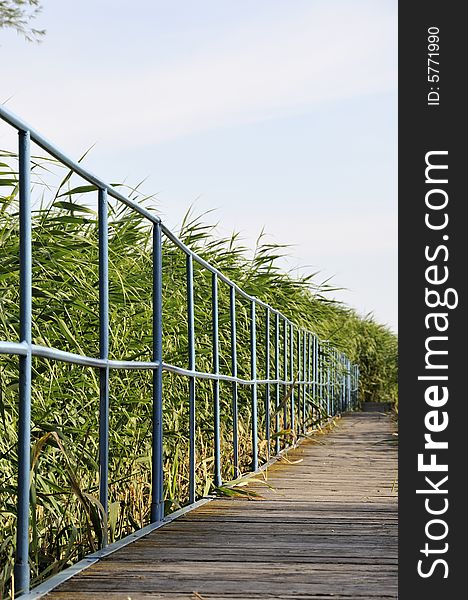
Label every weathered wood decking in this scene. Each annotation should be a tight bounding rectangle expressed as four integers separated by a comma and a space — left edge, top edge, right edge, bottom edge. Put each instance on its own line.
45, 412, 397, 600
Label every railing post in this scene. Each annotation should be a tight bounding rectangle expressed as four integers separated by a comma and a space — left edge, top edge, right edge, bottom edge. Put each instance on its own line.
290, 323, 294, 434
338, 352, 342, 412
230, 287, 239, 476
307, 333, 312, 430
186, 254, 196, 502
250, 301, 258, 471
341, 353, 345, 412
355, 364, 359, 408
297, 329, 301, 434
352, 365, 355, 407
303, 330, 307, 433
264, 308, 271, 459
346, 358, 351, 411
212, 273, 222, 487
312, 335, 317, 425
319, 340, 322, 420
332, 348, 337, 415
274, 312, 280, 455
98, 188, 109, 540
348, 359, 353, 410
283, 319, 288, 435
336, 352, 340, 412
314, 338, 318, 424
322, 342, 326, 420
14, 129, 32, 595
318, 340, 323, 422
344, 356, 349, 412
151, 222, 164, 522
357, 365, 360, 406
330, 348, 333, 415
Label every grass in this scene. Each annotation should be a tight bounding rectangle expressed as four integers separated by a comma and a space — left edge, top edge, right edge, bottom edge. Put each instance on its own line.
0, 151, 397, 598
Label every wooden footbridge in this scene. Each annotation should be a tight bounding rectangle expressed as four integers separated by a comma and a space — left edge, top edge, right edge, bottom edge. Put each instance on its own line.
40, 413, 397, 600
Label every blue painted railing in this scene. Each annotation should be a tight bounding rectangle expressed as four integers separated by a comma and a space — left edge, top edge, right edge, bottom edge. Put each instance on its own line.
0, 106, 359, 594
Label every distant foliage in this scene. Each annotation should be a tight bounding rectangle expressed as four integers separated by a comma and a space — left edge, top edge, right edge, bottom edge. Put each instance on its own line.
0, 0, 45, 41
0, 152, 397, 595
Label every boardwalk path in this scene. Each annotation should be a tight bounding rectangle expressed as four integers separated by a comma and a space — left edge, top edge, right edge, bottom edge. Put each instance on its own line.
46, 413, 397, 600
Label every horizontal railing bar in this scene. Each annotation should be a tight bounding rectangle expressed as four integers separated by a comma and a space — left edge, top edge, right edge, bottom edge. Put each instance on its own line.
0, 342, 159, 369
0, 341, 328, 384
161, 362, 319, 386
0, 341, 29, 355
0, 106, 161, 225
33, 345, 108, 367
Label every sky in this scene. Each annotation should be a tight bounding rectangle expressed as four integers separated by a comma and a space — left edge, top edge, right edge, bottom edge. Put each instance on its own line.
1, 0, 397, 331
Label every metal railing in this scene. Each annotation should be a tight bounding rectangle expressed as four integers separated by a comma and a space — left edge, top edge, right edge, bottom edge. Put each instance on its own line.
0, 105, 359, 594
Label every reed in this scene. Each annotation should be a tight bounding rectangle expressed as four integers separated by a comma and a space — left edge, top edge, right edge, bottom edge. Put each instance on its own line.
0, 152, 397, 597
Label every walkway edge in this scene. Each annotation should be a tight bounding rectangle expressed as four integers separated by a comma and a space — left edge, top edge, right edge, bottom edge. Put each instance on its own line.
17, 497, 212, 600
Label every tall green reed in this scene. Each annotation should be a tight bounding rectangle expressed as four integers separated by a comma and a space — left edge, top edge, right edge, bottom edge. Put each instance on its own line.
0, 152, 397, 597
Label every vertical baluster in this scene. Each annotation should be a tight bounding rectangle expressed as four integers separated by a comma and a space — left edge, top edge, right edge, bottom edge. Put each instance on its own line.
318, 340, 323, 422
355, 364, 358, 408
327, 345, 330, 416
344, 357, 347, 411
308, 333, 312, 429
339, 353, 342, 412
212, 273, 221, 487
303, 331, 307, 433
274, 312, 280, 455
250, 301, 258, 470
265, 308, 270, 460
354, 364, 356, 407
98, 188, 109, 542
230, 287, 239, 476
343, 355, 346, 413
15, 129, 32, 594
342, 354, 346, 412
186, 254, 196, 503
305, 333, 309, 429
318, 338, 322, 422
322, 344, 325, 417
325, 344, 328, 418
336, 353, 340, 412
297, 329, 301, 435
331, 348, 335, 415
338, 353, 341, 412
334, 349, 338, 415
151, 222, 164, 522
338, 352, 341, 414
312, 335, 317, 426
347, 357, 351, 411
290, 323, 294, 433
357, 365, 360, 407
283, 319, 288, 436
336, 353, 339, 412
357, 364, 360, 406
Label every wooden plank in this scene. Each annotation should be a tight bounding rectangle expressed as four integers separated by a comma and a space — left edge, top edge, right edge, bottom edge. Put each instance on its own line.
45, 413, 398, 599
48, 596, 397, 600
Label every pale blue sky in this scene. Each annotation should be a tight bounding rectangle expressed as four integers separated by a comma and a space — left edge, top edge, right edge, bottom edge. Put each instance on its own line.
1, 0, 397, 330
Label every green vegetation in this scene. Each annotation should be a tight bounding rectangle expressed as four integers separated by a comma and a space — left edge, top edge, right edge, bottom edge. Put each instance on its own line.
0, 0, 44, 41
0, 152, 397, 597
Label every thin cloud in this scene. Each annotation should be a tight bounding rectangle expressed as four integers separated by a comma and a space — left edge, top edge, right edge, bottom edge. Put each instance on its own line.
3, 2, 395, 149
